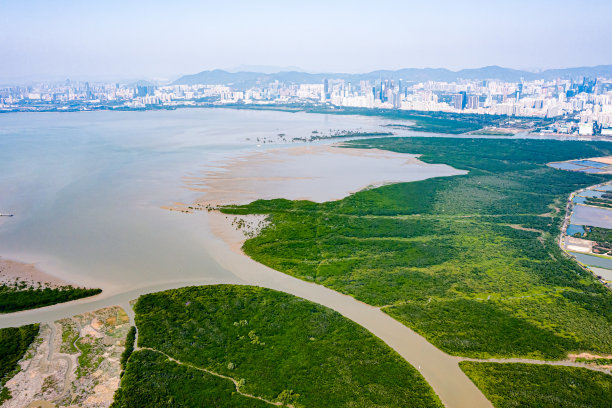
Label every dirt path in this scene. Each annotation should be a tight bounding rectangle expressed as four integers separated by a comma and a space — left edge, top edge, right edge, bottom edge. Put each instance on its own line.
205, 214, 493, 408
47, 323, 74, 399
460, 356, 611, 374
139, 347, 289, 407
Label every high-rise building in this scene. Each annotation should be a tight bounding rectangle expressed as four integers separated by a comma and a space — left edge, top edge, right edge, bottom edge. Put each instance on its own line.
467, 95, 479, 109
323, 79, 330, 100
453, 92, 467, 110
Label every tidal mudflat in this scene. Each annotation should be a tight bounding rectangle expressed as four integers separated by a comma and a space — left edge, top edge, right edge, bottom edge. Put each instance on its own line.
0, 109, 495, 407
0, 258, 71, 288
0, 108, 413, 311
187, 144, 465, 207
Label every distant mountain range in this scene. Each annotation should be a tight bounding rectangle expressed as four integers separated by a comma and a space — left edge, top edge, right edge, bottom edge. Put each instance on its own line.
173, 65, 612, 88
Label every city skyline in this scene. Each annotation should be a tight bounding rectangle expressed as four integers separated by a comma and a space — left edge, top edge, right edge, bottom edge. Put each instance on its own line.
4, 65, 611, 139
1, 0, 611, 82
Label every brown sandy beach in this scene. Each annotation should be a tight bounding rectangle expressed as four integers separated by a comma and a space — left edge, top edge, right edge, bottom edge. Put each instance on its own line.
0, 257, 73, 288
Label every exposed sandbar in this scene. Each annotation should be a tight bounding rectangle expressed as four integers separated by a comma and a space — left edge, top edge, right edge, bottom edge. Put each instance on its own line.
0, 257, 73, 288
187, 144, 466, 207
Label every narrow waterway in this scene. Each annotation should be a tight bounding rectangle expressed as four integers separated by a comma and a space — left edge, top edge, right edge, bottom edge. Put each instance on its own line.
0, 109, 492, 407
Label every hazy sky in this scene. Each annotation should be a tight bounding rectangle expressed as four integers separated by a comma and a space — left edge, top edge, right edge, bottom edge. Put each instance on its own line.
1, 0, 611, 82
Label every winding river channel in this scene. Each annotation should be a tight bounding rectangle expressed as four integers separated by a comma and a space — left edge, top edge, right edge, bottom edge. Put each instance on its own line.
0, 109, 499, 407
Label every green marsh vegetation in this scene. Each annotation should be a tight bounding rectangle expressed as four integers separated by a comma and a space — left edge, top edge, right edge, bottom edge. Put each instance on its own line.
459, 362, 612, 408
0, 325, 39, 403
111, 349, 272, 408
305, 106, 490, 134
219, 104, 529, 134
119, 326, 136, 373
112, 285, 442, 408
0, 283, 101, 314
221, 138, 612, 359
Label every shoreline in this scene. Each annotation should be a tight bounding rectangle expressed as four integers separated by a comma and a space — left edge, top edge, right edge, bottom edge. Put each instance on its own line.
204, 208, 493, 408
0, 257, 74, 288
183, 143, 465, 208
4, 106, 610, 143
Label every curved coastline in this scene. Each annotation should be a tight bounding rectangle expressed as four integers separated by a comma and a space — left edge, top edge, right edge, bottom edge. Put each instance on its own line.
0, 142, 492, 407
206, 210, 493, 408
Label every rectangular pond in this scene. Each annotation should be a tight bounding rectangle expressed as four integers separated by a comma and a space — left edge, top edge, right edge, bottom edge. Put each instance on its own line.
589, 266, 612, 281
571, 205, 612, 229
571, 252, 612, 270
578, 190, 604, 198
571, 160, 610, 168
549, 162, 588, 171
580, 168, 610, 174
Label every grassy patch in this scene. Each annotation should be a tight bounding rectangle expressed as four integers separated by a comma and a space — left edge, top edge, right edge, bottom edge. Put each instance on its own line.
584, 226, 612, 252
113, 285, 443, 408
459, 362, 612, 408
74, 336, 106, 379
221, 137, 612, 359
59, 319, 80, 354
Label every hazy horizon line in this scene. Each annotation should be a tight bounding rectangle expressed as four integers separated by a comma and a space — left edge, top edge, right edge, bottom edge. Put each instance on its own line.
3, 62, 612, 86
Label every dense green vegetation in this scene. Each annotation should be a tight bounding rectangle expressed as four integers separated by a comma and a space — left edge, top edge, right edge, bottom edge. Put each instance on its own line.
221, 137, 612, 359
0, 285, 102, 313
113, 285, 442, 408
219, 104, 539, 134
459, 362, 612, 408
0, 325, 39, 403
305, 106, 490, 133
120, 326, 136, 372
111, 349, 271, 408
584, 226, 612, 255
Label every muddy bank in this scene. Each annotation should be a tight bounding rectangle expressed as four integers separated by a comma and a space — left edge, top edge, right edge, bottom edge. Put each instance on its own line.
0, 257, 73, 288
186, 144, 465, 207
206, 211, 492, 408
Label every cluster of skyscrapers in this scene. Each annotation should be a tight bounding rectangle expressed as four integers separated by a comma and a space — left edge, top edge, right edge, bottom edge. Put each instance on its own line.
2, 76, 611, 135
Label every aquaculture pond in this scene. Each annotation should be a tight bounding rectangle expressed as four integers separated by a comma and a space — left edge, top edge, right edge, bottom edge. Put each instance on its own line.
549, 162, 588, 171
572, 252, 612, 270
566, 224, 585, 236
571, 205, 612, 229
571, 160, 610, 168
578, 190, 604, 198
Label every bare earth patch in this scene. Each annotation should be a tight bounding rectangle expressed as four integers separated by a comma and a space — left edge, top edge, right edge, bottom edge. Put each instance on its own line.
3, 307, 130, 408
568, 352, 612, 370
208, 212, 269, 253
